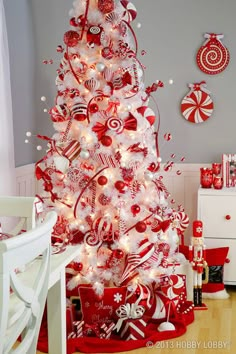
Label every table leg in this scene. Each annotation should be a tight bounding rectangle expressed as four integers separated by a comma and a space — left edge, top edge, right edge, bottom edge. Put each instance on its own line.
47, 270, 67, 354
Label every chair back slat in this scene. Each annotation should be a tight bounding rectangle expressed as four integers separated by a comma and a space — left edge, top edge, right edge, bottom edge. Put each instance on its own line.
0, 205, 57, 354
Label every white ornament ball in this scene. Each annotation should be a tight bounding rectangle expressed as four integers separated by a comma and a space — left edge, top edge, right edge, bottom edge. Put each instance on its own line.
144, 171, 154, 181
44, 109, 48, 113
36, 145, 42, 151
157, 157, 162, 163
26, 131, 32, 137
158, 321, 176, 332
24, 139, 29, 144
79, 225, 85, 232
41, 96, 46, 102
169, 79, 174, 85
80, 149, 90, 159
96, 62, 106, 72
137, 23, 141, 28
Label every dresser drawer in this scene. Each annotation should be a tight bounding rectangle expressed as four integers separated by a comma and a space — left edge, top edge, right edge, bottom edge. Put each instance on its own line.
204, 238, 235, 284
198, 195, 236, 238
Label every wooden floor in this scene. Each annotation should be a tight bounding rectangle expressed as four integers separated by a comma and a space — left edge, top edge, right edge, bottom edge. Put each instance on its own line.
36, 286, 236, 354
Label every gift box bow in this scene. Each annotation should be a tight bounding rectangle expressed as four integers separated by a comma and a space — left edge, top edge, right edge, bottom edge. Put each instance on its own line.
115, 303, 145, 332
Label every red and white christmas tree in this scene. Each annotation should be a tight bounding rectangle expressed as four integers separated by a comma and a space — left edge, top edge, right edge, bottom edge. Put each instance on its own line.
35, 0, 192, 345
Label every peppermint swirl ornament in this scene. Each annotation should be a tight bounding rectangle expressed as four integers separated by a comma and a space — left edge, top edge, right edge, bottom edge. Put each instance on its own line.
181, 81, 214, 124
106, 117, 124, 133
196, 33, 230, 75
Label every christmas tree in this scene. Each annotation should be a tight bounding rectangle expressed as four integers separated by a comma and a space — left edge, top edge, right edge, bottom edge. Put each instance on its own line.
36, 0, 193, 346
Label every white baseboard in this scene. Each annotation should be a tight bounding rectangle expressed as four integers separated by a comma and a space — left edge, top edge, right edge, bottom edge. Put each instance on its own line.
16, 163, 208, 243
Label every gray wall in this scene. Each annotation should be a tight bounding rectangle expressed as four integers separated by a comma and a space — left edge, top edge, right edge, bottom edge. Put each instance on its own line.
4, 0, 236, 166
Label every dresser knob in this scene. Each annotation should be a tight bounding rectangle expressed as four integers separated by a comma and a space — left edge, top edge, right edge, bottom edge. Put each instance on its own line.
225, 215, 231, 220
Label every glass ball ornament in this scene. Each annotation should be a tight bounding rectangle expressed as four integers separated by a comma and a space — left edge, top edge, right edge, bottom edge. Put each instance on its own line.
114, 180, 126, 192
144, 170, 154, 181
73, 262, 83, 272
131, 204, 141, 216
148, 162, 159, 172
112, 249, 124, 259
89, 103, 99, 113
78, 224, 85, 232
70, 17, 79, 27
101, 135, 112, 147
135, 221, 147, 233
64, 30, 80, 47
80, 149, 90, 159
96, 62, 106, 72
98, 176, 108, 185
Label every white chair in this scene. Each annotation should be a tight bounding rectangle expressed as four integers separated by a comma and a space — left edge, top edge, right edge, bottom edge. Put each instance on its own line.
0, 210, 57, 354
0, 196, 42, 235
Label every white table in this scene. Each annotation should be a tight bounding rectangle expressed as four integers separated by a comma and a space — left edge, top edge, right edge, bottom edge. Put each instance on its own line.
47, 245, 80, 354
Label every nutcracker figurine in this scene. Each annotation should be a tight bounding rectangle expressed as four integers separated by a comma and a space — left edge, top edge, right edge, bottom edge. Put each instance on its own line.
189, 220, 208, 309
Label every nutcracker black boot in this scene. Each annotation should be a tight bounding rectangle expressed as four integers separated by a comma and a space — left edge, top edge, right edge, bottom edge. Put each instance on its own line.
193, 287, 198, 306
198, 287, 202, 306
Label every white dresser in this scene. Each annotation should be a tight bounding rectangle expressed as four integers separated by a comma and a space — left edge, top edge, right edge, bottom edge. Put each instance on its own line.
197, 187, 236, 285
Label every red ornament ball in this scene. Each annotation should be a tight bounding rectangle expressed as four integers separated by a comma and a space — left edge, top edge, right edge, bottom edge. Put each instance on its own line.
114, 180, 126, 192
135, 221, 147, 233
97, 176, 108, 186
64, 30, 80, 47
98, 193, 111, 206
73, 262, 83, 272
164, 133, 172, 141
89, 103, 99, 114
101, 47, 113, 60
131, 204, 141, 216
98, 0, 114, 13
112, 249, 124, 259
148, 162, 159, 172
101, 135, 112, 146
70, 17, 79, 27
